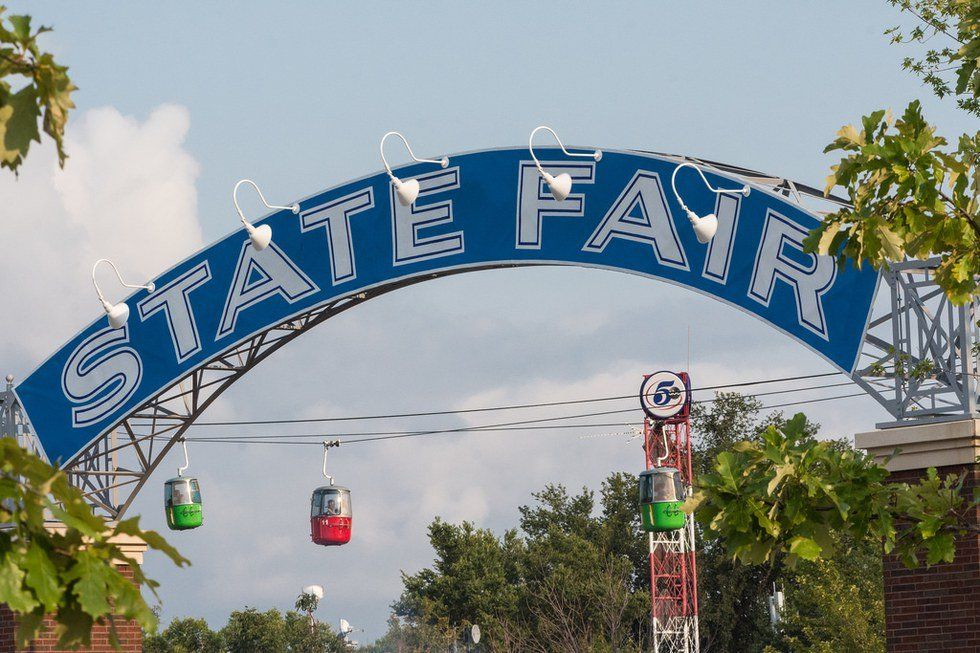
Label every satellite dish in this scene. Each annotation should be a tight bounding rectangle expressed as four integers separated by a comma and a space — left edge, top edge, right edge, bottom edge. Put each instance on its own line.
302, 584, 324, 599
339, 618, 351, 634
471, 624, 481, 644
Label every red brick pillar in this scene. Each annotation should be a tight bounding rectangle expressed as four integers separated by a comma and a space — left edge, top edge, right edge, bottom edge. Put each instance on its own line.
0, 531, 147, 653
857, 419, 980, 652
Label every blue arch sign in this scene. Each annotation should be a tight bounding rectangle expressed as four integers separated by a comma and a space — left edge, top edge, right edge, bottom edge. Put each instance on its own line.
16, 148, 879, 464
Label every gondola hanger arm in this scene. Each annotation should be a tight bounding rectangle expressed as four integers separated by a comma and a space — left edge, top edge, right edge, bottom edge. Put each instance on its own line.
177, 438, 190, 477
322, 439, 340, 485
653, 420, 670, 467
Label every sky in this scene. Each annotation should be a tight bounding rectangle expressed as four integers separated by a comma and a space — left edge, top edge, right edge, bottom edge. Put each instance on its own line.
1, 1, 976, 643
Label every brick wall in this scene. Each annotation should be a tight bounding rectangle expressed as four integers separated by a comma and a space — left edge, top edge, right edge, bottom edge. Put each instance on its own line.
0, 563, 142, 653
883, 464, 980, 652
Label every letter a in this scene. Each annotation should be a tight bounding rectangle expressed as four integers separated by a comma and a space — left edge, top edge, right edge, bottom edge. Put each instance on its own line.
217, 241, 319, 339
583, 171, 688, 270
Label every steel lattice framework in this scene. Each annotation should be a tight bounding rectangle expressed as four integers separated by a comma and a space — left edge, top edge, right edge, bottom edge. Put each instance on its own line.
2, 153, 977, 520
644, 416, 699, 653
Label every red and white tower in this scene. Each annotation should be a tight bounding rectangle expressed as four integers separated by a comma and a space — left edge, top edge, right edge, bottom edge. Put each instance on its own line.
641, 371, 699, 653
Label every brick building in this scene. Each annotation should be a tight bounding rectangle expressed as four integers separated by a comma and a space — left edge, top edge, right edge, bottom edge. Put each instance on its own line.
0, 533, 147, 653
857, 419, 980, 652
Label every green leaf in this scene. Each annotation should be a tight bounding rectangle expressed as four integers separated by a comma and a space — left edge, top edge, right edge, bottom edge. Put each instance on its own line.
767, 463, 795, 496
714, 451, 740, 491
14, 611, 45, 650
837, 123, 865, 147
23, 543, 61, 611
0, 83, 40, 167
925, 533, 955, 566
114, 517, 189, 567
62, 553, 111, 618
6, 14, 31, 40
0, 554, 38, 613
877, 224, 906, 260
816, 222, 842, 256
788, 536, 822, 561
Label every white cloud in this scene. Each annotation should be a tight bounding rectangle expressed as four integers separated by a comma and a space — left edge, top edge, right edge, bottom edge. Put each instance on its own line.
0, 104, 203, 370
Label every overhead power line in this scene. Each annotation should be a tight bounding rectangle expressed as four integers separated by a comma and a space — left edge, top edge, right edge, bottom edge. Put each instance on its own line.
179, 380, 855, 442
191, 371, 844, 427
174, 387, 867, 448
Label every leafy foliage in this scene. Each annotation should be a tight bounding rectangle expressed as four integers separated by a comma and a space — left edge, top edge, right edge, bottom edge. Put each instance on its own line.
142, 617, 224, 653
804, 3, 980, 303
687, 412, 980, 569
806, 101, 979, 303
0, 438, 187, 649
885, 0, 980, 116
389, 479, 649, 652
0, 6, 76, 173
382, 396, 886, 653
295, 592, 320, 616
691, 394, 885, 653
692, 394, 788, 653
219, 607, 347, 653
763, 538, 885, 653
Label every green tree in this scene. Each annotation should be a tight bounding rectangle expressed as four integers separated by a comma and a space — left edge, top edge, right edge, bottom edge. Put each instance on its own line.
806, 101, 979, 303
395, 519, 524, 645
0, 6, 75, 172
221, 607, 345, 653
395, 481, 650, 652
691, 394, 780, 653
284, 610, 348, 653
692, 394, 885, 653
764, 536, 885, 653
515, 483, 648, 652
360, 615, 455, 652
885, 0, 980, 116
385, 395, 887, 652
688, 413, 978, 569
804, 2, 980, 303
142, 617, 224, 653
223, 608, 288, 653
0, 438, 187, 649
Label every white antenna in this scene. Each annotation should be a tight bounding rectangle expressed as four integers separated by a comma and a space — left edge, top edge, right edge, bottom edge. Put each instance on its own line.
627, 424, 645, 442
768, 583, 785, 626
687, 324, 691, 374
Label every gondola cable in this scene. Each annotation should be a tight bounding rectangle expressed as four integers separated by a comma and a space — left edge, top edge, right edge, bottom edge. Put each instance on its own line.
171, 390, 868, 447
190, 371, 845, 427
176, 380, 856, 442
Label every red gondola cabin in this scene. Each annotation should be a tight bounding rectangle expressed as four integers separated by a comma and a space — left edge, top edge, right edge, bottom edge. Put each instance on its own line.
310, 485, 352, 546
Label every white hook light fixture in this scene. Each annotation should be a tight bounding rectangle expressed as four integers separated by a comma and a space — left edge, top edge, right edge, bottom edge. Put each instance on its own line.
528, 125, 602, 202
91, 258, 155, 329
233, 179, 299, 251
670, 162, 750, 244
380, 131, 448, 207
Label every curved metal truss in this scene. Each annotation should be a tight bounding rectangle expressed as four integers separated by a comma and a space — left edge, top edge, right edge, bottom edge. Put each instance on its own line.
655, 152, 979, 425
2, 152, 977, 519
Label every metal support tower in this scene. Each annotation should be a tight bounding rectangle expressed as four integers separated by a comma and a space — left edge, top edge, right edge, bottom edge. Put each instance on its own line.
1, 374, 42, 458
643, 412, 699, 653
852, 257, 979, 424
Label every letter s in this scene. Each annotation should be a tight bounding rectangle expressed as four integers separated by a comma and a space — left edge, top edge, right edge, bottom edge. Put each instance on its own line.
61, 326, 143, 427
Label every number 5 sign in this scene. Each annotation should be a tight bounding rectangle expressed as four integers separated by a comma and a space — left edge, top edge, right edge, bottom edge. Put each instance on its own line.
639, 371, 690, 420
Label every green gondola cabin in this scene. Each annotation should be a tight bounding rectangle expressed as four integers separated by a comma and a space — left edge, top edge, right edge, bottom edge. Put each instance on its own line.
638, 467, 685, 532
164, 476, 203, 530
